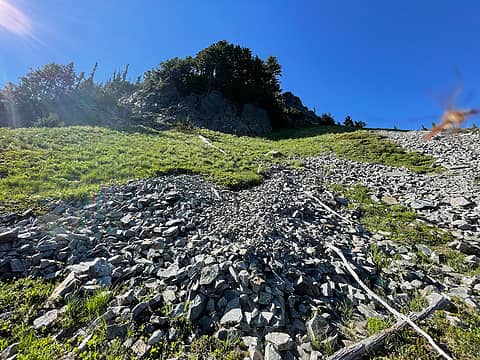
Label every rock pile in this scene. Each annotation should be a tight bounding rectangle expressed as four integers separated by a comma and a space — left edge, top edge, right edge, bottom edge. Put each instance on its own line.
304, 131, 480, 239
1, 172, 378, 358
1, 130, 480, 359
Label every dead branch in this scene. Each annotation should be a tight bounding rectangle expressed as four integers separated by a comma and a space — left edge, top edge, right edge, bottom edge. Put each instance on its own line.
198, 135, 227, 155
306, 193, 356, 225
327, 293, 448, 360
326, 244, 452, 360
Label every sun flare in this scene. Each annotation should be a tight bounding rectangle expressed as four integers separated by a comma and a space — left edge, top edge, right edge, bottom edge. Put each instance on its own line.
0, 0, 32, 37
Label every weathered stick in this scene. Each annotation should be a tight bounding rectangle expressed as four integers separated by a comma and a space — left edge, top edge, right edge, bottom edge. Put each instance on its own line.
198, 135, 227, 155
306, 193, 356, 225
327, 293, 448, 360
326, 244, 452, 360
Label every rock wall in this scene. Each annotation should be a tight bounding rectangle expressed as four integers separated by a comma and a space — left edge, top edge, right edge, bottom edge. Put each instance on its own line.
123, 86, 272, 136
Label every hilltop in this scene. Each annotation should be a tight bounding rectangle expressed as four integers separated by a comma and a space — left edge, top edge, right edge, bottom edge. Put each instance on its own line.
0, 125, 479, 359
0, 39, 479, 360
0, 41, 365, 135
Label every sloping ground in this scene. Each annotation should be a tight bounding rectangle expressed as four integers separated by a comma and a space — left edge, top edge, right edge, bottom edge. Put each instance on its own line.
0, 125, 436, 212
0, 127, 479, 359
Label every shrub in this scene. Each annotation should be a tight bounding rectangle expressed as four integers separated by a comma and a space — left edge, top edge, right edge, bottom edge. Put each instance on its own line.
354, 120, 366, 128
33, 113, 64, 128
319, 113, 335, 126
1, 62, 136, 128
344, 115, 354, 127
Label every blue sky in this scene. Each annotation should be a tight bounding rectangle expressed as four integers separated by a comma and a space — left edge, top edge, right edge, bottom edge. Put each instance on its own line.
1, 0, 480, 129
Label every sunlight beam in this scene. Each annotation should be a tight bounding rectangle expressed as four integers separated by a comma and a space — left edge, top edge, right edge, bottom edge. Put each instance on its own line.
0, 0, 33, 38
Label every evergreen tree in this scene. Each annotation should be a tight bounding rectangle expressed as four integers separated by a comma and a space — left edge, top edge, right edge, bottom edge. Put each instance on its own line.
344, 115, 354, 127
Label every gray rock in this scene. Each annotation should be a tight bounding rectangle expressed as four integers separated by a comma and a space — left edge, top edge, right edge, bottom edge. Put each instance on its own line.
0, 343, 18, 359
33, 309, 59, 329
9, 258, 25, 273
0, 230, 16, 243
450, 197, 473, 208
448, 287, 471, 298
132, 302, 149, 321
250, 275, 266, 293
187, 294, 206, 322
148, 329, 165, 345
162, 289, 176, 303
117, 289, 135, 305
264, 343, 282, 360
464, 255, 480, 267
309, 350, 323, 360
306, 312, 330, 342
199, 315, 214, 331
381, 195, 399, 205
453, 220, 472, 231
157, 263, 187, 283
106, 324, 127, 339
162, 226, 179, 237
220, 298, 243, 326
239, 103, 272, 135
88, 258, 113, 278
199, 264, 219, 286
120, 214, 133, 225
258, 292, 273, 305
473, 283, 480, 295
320, 282, 333, 297
265, 332, 294, 351
242, 336, 262, 360
49, 272, 79, 301
131, 339, 148, 358
410, 199, 436, 210
416, 244, 433, 257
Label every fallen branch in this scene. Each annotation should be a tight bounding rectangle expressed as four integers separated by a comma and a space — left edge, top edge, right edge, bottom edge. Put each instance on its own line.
327, 293, 448, 360
326, 244, 452, 360
198, 135, 227, 155
306, 192, 356, 225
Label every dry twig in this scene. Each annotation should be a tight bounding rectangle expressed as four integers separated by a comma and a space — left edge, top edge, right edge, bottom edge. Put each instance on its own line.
327, 293, 448, 360
326, 244, 453, 360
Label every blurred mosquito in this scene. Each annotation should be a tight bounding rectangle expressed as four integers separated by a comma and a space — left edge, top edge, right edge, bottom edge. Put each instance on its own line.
421, 69, 478, 141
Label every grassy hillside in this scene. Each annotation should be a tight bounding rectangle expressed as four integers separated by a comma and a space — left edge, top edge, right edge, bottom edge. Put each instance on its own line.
0, 125, 437, 212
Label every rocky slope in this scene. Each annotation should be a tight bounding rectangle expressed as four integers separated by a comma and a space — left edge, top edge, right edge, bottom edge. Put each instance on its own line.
0, 130, 479, 359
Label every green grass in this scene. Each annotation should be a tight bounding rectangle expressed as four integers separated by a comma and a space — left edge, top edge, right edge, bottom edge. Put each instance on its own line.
0, 125, 438, 212
16, 327, 66, 360
328, 183, 479, 359
420, 246, 480, 276
62, 289, 113, 330
187, 335, 245, 360
0, 278, 68, 358
333, 184, 479, 276
76, 321, 126, 360
0, 277, 55, 341
373, 299, 480, 359
367, 317, 390, 336
369, 244, 394, 273
331, 184, 453, 246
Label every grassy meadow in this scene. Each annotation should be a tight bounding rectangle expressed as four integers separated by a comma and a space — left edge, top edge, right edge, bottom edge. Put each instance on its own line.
0, 125, 437, 212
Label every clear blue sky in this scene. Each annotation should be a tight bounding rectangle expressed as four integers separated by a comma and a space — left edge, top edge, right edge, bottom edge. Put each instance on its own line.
1, 0, 480, 129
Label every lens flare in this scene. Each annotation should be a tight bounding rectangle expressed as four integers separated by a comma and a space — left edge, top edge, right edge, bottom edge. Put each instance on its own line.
0, 0, 32, 37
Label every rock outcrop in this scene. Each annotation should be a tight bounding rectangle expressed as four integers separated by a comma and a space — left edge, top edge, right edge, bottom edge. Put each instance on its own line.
281, 91, 320, 128
123, 85, 272, 135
